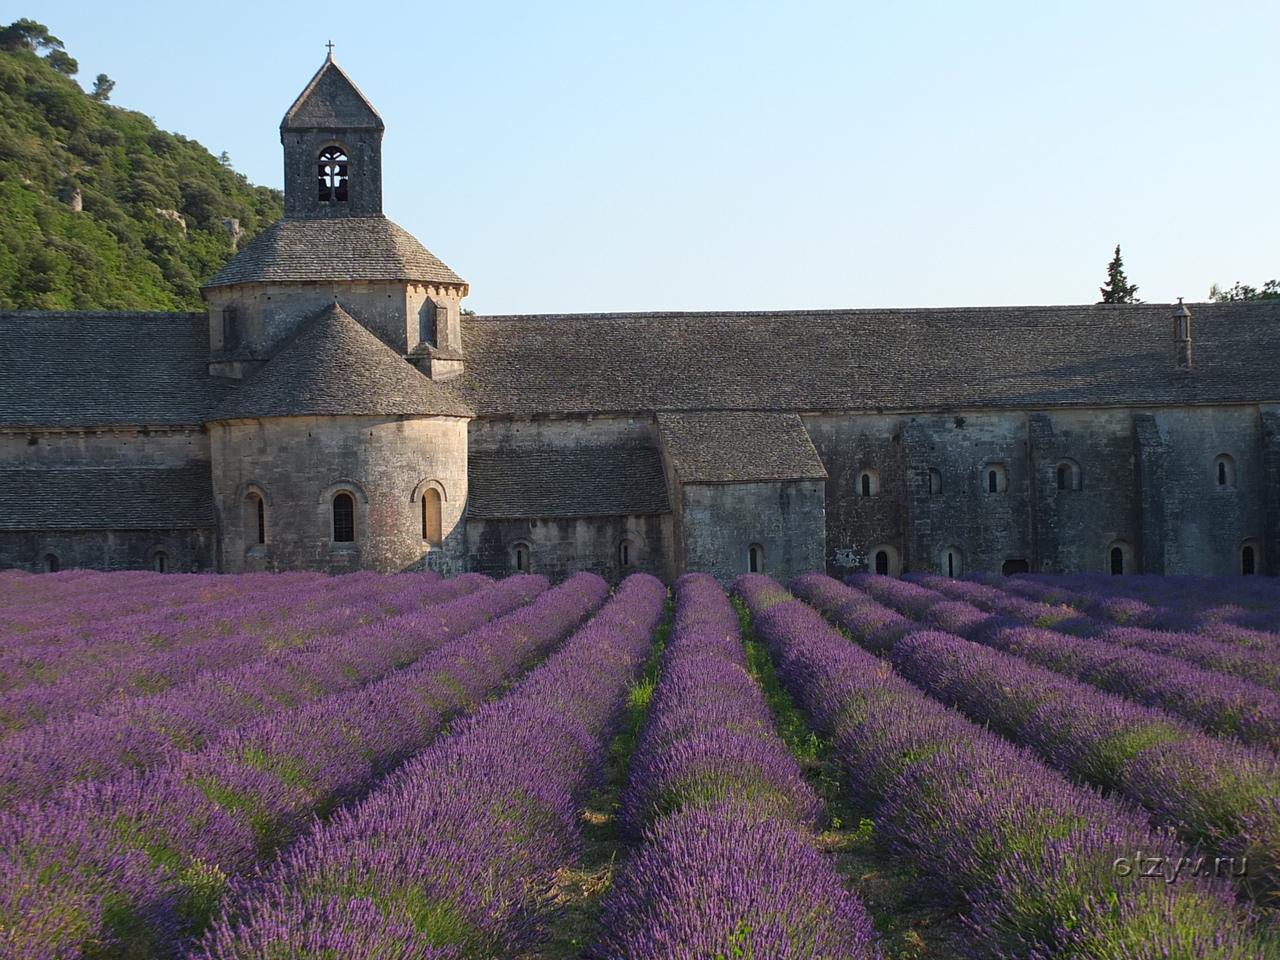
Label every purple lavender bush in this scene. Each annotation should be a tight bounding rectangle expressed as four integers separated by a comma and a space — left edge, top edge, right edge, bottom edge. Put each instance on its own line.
593, 573, 879, 960
737, 574, 1271, 959
0, 573, 597, 958
197, 572, 665, 958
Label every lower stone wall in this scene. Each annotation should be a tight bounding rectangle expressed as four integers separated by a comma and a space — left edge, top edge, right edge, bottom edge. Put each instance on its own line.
0, 529, 217, 574
680, 481, 826, 584
466, 514, 673, 583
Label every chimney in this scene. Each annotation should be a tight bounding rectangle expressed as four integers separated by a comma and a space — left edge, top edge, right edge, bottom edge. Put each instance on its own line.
1173, 298, 1192, 370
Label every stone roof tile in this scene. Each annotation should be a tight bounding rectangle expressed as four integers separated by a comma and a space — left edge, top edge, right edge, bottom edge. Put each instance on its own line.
459, 301, 1280, 415
282, 55, 383, 131
203, 216, 464, 288
0, 465, 215, 529
0, 312, 230, 427
657, 412, 827, 483
468, 444, 669, 518
212, 303, 473, 420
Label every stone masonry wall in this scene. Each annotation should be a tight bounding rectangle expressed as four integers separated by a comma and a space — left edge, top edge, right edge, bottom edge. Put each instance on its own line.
680, 480, 826, 583
210, 414, 468, 575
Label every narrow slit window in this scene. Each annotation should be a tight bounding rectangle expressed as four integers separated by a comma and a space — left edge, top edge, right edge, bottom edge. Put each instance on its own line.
1057, 465, 1067, 490
154, 552, 168, 574
256, 496, 266, 545
317, 146, 349, 202
1110, 546, 1124, 575
515, 543, 530, 573
332, 492, 355, 543
1218, 461, 1227, 485
1243, 545, 1257, 576
749, 544, 763, 573
619, 538, 634, 567
988, 470, 998, 493
875, 550, 890, 576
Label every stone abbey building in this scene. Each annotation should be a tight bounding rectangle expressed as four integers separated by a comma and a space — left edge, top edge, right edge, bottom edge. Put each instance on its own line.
2, 56, 1278, 582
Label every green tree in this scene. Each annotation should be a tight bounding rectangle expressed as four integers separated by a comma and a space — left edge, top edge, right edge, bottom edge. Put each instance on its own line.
0, 18, 64, 53
90, 73, 114, 101
1099, 244, 1140, 303
1208, 280, 1280, 302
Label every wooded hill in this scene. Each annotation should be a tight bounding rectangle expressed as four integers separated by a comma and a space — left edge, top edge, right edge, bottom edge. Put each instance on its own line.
0, 20, 283, 311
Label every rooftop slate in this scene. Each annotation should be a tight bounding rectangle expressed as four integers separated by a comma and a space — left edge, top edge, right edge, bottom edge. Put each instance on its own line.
459, 301, 1280, 416
203, 216, 465, 288
212, 303, 474, 420
468, 443, 670, 518
282, 54, 384, 131
0, 312, 231, 427
657, 412, 827, 483
0, 465, 215, 529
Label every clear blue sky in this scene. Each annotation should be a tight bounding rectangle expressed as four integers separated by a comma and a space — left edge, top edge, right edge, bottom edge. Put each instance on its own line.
31, 1, 1280, 314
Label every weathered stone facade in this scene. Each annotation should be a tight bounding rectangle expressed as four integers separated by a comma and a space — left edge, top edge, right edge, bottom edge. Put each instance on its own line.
1, 56, 1277, 582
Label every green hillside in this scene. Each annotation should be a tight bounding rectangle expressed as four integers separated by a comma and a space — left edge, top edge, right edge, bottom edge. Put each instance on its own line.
0, 19, 282, 311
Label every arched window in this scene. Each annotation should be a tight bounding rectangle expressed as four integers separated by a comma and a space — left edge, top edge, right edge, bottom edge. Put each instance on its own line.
1055, 458, 1082, 492
317, 145, 349, 202
421, 488, 442, 545
858, 468, 879, 497
1240, 539, 1261, 576
1214, 454, 1236, 489
869, 544, 899, 576
875, 550, 889, 575
928, 468, 942, 495
619, 538, 634, 567
154, 552, 169, 574
514, 542, 531, 573
1107, 540, 1132, 576
245, 492, 266, 546
861, 473, 871, 496
749, 543, 764, 574
986, 463, 1008, 494
332, 492, 356, 543
42, 553, 59, 573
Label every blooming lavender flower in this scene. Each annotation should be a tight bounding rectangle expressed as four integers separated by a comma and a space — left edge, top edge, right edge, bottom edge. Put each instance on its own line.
595, 573, 878, 959
737, 573, 1270, 959
197, 572, 665, 958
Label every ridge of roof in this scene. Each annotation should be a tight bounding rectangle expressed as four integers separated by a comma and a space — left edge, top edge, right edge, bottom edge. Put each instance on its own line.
281, 54, 384, 132
202, 216, 465, 288
211, 302, 473, 420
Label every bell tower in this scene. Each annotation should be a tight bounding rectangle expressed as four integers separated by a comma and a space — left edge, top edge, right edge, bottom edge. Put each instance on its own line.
280, 52, 385, 218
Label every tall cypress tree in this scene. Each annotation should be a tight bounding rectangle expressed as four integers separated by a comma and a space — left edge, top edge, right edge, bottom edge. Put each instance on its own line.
1099, 244, 1140, 303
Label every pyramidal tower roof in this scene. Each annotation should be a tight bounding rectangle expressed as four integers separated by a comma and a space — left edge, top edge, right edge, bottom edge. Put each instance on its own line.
281, 53, 384, 132
212, 303, 472, 420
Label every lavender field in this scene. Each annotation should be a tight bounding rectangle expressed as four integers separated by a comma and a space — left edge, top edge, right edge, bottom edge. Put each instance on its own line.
0, 567, 1278, 959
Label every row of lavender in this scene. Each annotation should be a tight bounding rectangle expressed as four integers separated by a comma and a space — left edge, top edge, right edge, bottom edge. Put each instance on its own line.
858, 573, 1280, 751
0, 572, 465, 736
0, 572, 523, 809
736, 574, 1272, 959
0, 570, 431, 690
0, 569, 327, 639
593, 573, 878, 958
912, 572, 1280, 694
195, 572, 669, 959
991, 572, 1280, 635
1, 572, 610, 959
793, 573, 1280, 910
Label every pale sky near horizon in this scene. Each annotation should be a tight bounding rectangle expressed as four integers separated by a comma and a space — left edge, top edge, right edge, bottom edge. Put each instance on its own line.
26, 1, 1280, 315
